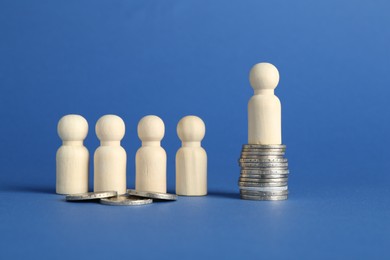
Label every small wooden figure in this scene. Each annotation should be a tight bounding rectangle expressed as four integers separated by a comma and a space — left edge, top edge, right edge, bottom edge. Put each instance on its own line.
248, 62, 282, 145
176, 116, 207, 196
135, 115, 167, 193
94, 115, 127, 195
56, 114, 89, 195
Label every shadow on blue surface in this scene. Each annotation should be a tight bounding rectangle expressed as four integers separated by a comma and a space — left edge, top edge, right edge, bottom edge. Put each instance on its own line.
208, 190, 240, 200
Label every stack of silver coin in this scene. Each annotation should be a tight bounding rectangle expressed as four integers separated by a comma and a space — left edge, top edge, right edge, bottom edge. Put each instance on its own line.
238, 144, 289, 200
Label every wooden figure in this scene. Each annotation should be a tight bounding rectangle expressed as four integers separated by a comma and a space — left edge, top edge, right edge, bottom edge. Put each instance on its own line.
56, 114, 89, 194
248, 62, 282, 145
176, 116, 207, 196
135, 115, 167, 193
94, 115, 127, 195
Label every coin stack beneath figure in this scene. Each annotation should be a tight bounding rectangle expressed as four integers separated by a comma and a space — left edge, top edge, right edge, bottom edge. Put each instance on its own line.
238, 144, 289, 200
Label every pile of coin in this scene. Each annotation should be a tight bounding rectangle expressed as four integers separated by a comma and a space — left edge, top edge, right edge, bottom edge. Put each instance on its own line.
238, 144, 289, 200
65, 190, 177, 206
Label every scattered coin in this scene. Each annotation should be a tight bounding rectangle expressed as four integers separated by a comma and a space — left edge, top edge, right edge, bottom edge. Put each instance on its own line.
66, 191, 118, 201
127, 189, 177, 201
100, 194, 153, 206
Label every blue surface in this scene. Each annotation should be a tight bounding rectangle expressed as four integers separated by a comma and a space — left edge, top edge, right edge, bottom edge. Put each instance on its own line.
1, 0, 389, 259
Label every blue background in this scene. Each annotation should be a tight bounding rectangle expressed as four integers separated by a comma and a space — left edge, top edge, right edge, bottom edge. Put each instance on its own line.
0, 0, 389, 259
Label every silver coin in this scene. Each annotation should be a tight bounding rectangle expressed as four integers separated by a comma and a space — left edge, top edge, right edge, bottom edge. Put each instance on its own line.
242, 144, 286, 149
239, 162, 288, 167
241, 155, 285, 159
240, 189, 288, 196
240, 190, 288, 196
239, 158, 287, 163
240, 161, 288, 165
241, 150, 286, 156
243, 144, 285, 148
239, 177, 288, 183
240, 158, 288, 163
240, 169, 290, 174
241, 148, 286, 153
100, 194, 153, 206
127, 189, 177, 201
238, 181, 287, 187
240, 174, 288, 179
239, 180, 287, 186
239, 186, 288, 192
241, 150, 285, 154
240, 194, 288, 201
240, 157, 286, 160
241, 153, 285, 157
241, 169, 290, 175
66, 191, 118, 201
242, 146, 286, 149
240, 155, 285, 159
240, 167, 289, 172
240, 168, 288, 173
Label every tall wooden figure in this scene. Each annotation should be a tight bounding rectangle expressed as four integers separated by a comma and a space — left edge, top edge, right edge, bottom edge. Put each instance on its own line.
56, 114, 89, 195
176, 116, 207, 196
248, 62, 282, 144
94, 115, 127, 195
135, 115, 167, 193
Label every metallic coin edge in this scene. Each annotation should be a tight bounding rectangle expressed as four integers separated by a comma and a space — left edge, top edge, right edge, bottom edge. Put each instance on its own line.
240, 175, 288, 179
241, 148, 285, 151
239, 177, 288, 182
240, 195, 288, 201
238, 182, 288, 187
66, 191, 118, 201
239, 181, 288, 186
127, 189, 177, 200
239, 163, 288, 167
239, 157, 287, 160
241, 169, 289, 173
241, 194, 288, 198
100, 196, 153, 206
240, 168, 289, 171
242, 144, 286, 149
241, 152, 285, 155
240, 157, 285, 160
240, 190, 289, 195
239, 186, 288, 191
